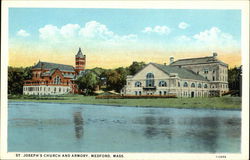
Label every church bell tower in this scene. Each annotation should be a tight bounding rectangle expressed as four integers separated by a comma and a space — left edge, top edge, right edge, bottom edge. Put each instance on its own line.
75, 48, 86, 74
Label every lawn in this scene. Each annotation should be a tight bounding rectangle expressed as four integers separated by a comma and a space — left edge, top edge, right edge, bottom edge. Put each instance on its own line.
8, 94, 241, 110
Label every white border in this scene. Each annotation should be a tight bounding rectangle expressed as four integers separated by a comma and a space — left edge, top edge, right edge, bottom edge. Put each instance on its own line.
1, 1, 249, 160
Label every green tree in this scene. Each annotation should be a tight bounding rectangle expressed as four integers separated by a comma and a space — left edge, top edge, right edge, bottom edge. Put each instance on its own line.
115, 67, 129, 89
104, 67, 129, 92
76, 71, 99, 95
228, 66, 242, 95
128, 61, 146, 75
8, 66, 32, 95
105, 70, 121, 92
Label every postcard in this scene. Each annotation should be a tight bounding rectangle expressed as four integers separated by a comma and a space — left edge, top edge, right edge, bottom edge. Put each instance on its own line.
1, 0, 249, 160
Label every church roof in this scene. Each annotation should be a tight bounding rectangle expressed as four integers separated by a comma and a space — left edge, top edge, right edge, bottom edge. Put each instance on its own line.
33, 61, 75, 72
151, 63, 208, 81
76, 48, 84, 58
170, 56, 228, 66
41, 68, 75, 79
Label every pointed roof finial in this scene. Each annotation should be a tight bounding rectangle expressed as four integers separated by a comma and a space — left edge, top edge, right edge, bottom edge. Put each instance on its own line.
76, 47, 84, 58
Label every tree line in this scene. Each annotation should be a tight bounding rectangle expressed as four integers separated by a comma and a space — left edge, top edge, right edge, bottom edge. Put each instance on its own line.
7, 63, 242, 96
7, 61, 146, 95
75, 61, 146, 95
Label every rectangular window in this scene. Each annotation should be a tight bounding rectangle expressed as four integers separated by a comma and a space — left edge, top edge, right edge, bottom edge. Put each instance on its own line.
204, 69, 208, 74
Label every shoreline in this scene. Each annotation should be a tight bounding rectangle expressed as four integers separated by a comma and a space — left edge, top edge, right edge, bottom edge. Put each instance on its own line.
8, 99, 242, 111
8, 95, 242, 110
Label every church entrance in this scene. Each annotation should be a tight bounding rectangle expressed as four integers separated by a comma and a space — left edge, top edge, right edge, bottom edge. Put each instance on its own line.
191, 91, 195, 98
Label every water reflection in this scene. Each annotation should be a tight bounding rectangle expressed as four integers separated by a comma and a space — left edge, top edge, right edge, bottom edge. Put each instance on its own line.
135, 115, 174, 139
182, 117, 220, 152
8, 102, 241, 152
73, 112, 84, 139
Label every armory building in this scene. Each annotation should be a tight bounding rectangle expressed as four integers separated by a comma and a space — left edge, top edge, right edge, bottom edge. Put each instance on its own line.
121, 53, 229, 97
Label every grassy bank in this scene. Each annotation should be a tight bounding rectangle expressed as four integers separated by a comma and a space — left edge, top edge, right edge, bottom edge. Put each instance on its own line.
8, 94, 241, 110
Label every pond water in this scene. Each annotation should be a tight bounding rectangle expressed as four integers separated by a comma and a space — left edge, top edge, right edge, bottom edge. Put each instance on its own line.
8, 101, 241, 152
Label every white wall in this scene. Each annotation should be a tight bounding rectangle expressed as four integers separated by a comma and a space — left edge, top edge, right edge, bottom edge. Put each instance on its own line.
23, 85, 71, 95
123, 63, 211, 97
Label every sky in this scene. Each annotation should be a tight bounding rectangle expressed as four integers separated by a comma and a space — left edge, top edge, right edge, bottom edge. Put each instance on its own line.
9, 8, 241, 68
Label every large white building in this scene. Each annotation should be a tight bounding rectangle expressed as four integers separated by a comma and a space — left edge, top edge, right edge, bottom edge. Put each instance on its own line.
121, 53, 229, 97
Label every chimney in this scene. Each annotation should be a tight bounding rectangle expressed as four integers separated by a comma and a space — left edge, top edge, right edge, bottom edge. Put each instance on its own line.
213, 52, 218, 58
169, 56, 174, 65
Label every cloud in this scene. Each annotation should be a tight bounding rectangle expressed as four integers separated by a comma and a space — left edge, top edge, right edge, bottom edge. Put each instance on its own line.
60, 24, 80, 38
39, 25, 60, 40
178, 22, 189, 29
38, 21, 137, 44
172, 26, 240, 54
17, 29, 30, 37
142, 25, 171, 35
192, 27, 235, 46
79, 21, 114, 40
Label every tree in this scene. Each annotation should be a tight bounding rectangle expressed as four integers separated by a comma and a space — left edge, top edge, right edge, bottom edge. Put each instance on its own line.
76, 71, 99, 95
228, 66, 242, 95
105, 70, 122, 92
8, 66, 32, 95
128, 61, 146, 75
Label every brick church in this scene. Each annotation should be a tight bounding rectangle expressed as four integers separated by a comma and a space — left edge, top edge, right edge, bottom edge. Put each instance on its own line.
23, 48, 86, 95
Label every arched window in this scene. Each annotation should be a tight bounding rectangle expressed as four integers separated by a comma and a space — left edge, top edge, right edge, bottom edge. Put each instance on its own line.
135, 81, 142, 87
54, 76, 61, 84
159, 81, 167, 87
146, 73, 154, 87
191, 83, 195, 88
183, 82, 188, 87
178, 82, 181, 87
204, 84, 208, 88
159, 91, 162, 95
198, 83, 202, 88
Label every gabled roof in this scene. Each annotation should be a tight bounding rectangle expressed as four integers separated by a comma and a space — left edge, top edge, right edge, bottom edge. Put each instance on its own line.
170, 56, 228, 66
33, 61, 75, 72
41, 68, 75, 79
151, 63, 208, 81
41, 68, 60, 77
